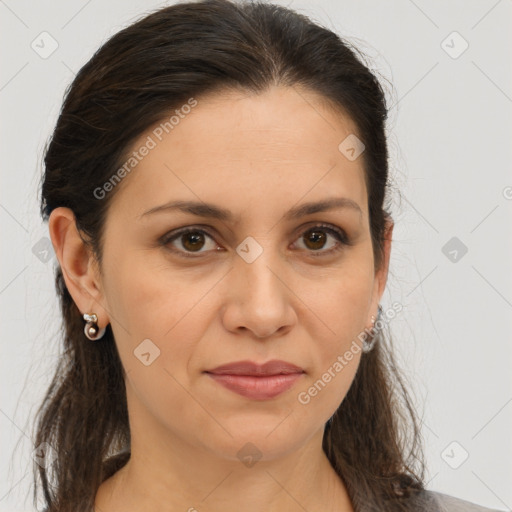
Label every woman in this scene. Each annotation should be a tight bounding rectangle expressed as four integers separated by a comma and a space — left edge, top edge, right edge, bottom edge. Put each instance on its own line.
34, 0, 502, 511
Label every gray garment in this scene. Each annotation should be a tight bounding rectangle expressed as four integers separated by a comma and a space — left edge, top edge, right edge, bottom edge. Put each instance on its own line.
41, 488, 508, 511
355, 489, 506, 511
423, 490, 506, 512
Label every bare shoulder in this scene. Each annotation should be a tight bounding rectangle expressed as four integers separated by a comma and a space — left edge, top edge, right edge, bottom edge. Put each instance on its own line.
424, 490, 506, 512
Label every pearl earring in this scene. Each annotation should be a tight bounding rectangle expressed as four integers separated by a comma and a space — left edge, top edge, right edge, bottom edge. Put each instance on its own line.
83, 313, 106, 341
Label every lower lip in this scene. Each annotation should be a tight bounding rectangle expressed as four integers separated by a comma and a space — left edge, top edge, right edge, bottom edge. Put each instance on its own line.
206, 372, 304, 400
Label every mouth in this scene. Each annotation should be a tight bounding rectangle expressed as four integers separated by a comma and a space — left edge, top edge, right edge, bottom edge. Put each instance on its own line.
204, 359, 305, 400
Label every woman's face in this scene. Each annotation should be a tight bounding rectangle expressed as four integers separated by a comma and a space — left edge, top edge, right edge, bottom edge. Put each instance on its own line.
80, 85, 391, 462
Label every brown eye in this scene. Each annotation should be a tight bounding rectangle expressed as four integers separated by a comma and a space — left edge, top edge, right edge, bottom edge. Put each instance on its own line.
161, 223, 348, 259
303, 229, 328, 250
181, 231, 206, 252
294, 225, 348, 255
162, 228, 218, 256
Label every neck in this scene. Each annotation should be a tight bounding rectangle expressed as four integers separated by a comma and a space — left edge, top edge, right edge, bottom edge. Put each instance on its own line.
95, 426, 354, 512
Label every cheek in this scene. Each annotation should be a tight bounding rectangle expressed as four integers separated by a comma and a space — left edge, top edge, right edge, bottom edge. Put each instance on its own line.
103, 255, 215, 436
103, 249, 228, 379
305, 255, 375, 340
296, 310, 365, 424
293, 256, 374, 417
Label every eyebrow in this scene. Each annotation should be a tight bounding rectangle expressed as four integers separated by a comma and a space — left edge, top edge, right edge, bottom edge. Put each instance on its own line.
139, 197, 363, 222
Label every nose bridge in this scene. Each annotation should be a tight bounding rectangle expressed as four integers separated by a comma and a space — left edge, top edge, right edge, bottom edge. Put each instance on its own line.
224, 236, 295, 337
237, 238, 284, 303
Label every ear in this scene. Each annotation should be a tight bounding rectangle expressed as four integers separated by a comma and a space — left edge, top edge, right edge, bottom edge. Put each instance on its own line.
48, 207, 109, 329
368, 215, 394, 323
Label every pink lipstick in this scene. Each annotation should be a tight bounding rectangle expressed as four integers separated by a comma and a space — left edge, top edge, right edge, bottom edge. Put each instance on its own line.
205, 360, 305, 400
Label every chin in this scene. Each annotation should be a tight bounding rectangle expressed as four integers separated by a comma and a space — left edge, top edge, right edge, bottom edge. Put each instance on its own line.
198, 421, 317, 464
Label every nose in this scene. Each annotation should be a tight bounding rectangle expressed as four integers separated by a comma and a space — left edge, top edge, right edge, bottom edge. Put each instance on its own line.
220, 251, 297, 339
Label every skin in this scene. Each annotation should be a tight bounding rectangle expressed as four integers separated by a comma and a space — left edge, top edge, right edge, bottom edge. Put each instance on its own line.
49, 84, 393, 512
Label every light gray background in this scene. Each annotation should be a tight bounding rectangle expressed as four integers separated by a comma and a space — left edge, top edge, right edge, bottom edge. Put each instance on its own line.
1, 0, 511, 510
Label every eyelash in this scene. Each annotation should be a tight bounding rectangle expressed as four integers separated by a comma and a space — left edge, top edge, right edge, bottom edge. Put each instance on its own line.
159, 223, 351, 259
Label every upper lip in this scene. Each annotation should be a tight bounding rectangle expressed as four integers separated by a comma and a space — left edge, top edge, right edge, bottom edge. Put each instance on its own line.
205, 360, 305, 376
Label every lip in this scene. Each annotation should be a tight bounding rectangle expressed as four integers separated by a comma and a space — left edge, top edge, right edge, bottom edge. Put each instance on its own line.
206, 359, 304, 376
205, 360, 305, 400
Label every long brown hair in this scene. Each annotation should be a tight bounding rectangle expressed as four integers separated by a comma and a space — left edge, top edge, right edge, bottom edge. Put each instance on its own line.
34, 1, 427, 510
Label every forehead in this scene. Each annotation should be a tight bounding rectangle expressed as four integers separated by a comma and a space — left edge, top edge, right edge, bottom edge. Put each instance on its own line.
108, 85, 368, 221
